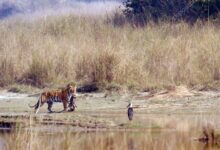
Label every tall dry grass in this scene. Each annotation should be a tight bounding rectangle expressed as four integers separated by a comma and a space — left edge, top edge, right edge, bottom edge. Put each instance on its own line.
0, 15, 219, 89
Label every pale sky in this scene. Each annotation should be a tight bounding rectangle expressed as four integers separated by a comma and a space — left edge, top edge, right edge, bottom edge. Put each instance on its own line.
0, 0, 123, 19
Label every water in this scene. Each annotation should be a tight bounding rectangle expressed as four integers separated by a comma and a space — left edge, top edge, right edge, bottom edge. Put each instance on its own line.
0, 129, 207, 150
0, 112, 218, 150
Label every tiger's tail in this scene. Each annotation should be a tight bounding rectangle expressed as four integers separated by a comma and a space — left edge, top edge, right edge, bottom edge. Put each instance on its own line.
28, 97, 40, 108
28, 94, 42, 114
35, 95, 42, 114
28, 103, 37, 108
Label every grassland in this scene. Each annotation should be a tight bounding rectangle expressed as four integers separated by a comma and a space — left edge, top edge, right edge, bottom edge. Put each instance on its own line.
0, 15, 219, 90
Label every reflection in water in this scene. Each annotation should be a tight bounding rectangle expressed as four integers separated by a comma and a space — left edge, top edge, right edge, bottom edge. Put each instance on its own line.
0, 129, 207, 150
0, 137, 5, 150
197, 125, 220, 150
128, 138, 134, 150
1, 114, 220, 149
202, 142, 220, 150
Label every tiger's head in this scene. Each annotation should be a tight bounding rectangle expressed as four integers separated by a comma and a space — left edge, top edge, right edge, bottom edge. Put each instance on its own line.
66, 83, 77, 97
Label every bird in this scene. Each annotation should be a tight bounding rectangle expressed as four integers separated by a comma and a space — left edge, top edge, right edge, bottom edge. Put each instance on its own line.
127, 102, 133, 121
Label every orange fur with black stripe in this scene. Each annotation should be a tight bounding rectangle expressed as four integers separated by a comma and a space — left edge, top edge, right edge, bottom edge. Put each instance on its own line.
29, 83, 77, 114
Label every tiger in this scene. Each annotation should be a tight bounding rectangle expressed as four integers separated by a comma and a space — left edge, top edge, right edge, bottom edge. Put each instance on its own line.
29, 83, 77, 114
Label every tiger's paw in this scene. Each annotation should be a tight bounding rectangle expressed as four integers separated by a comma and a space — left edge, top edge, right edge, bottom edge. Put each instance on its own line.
68, 106, 76, 112
48, 110, 55, 113
68, 108, 74, 112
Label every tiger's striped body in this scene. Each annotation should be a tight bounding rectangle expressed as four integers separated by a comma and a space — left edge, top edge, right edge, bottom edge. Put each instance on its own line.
29, 83, 77, 114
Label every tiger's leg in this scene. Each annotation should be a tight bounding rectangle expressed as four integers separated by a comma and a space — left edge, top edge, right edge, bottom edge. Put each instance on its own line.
68, 96, 76, 112
47, 99, 54, 113
62, 101, 68, 112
